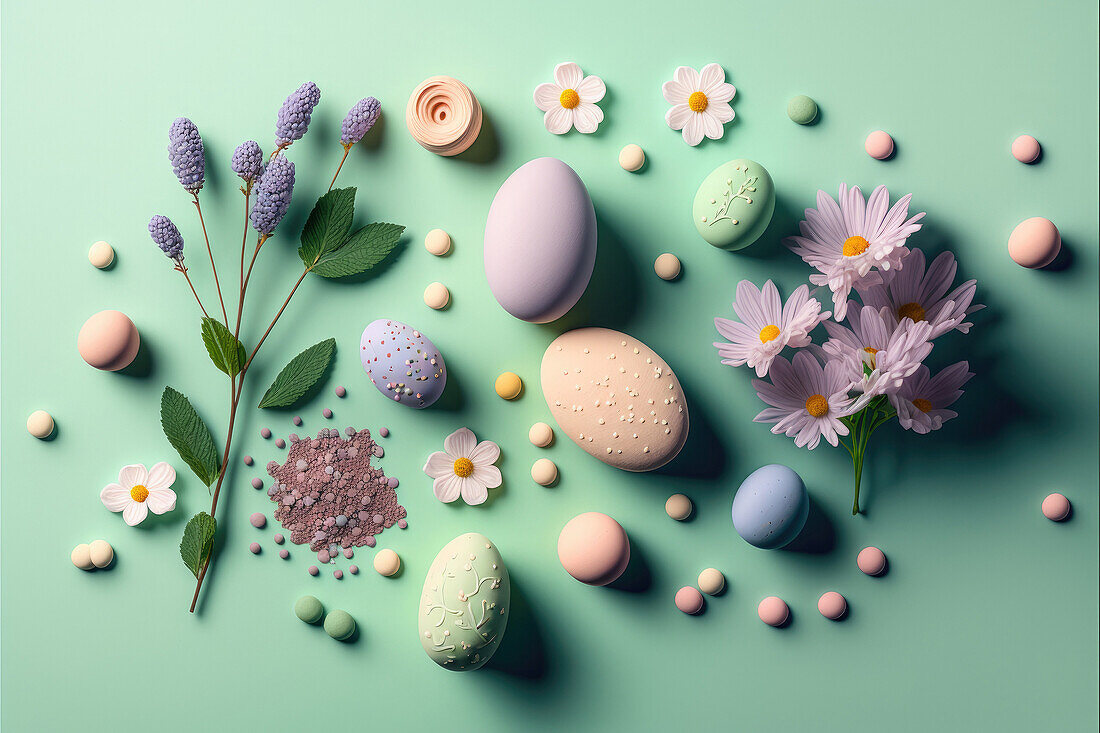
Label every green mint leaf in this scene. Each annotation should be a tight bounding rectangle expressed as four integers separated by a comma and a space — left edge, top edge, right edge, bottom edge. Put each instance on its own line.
257, 338, 337, 408
160, 386, 221, 486
310, 222, 405, 278
180, 511, 217, 578
298, 187, 357, 268
200, 317, 246, 377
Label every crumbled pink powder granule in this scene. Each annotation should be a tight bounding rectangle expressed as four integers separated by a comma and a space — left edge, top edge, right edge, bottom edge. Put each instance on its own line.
266, 427, 405, 553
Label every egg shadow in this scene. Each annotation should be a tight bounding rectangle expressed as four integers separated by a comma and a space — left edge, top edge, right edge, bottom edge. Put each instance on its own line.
485, 578, 548, 679
607, 534, 652, 593
453, 110, 500, 164
431, 357, 466, 412
117, 335, 154, 378
782, 495, 836, 554
1038, 237, 1074, 272
656, 381, 731, 482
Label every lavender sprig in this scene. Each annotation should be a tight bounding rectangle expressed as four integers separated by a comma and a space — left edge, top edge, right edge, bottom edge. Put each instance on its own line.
250, 156, 296, 236
149, 215, 185, 262
275, 82, 321, 148
168, 118, 205, 193
231, 141, 264, 186
340, 97, 381, 147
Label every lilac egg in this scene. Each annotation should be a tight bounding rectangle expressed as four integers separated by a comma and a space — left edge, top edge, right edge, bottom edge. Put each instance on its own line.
360, 320, 447, 409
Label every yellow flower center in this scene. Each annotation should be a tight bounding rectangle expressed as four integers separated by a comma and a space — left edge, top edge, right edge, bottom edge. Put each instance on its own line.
897, 302, 926, 322
559, 89, 580, 109
688, 91, 709, 112
842, 235, 870, 257
130, 484, 149, 502
805, 394, 829, 418
863, 347, 879, 355
453, 457, 474, 478
912, 398, 933, 413
759, 324, 781, 343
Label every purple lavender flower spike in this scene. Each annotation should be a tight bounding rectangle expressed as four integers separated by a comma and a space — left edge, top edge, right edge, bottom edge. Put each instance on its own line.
231, 140, 264, 184
340, 97, 381, 147
167, 118, 205, 193
249, 155, 295, 235
275, 82, 321, 147
149, 215, 185, 261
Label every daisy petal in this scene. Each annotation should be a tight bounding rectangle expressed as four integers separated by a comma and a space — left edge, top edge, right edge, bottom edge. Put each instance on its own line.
665, 103, 692, 131
544, 107, 573, 134
100, 483, 131, 512
533, 82, 563, 111
460, 479, 489, 506
554, 62, 583, 89
709, 102, 735, 124
572, 103, 603, 133
707, 82, 736, 104
662, 79, 690, 105
443, 427, 477, 458
674, 65, 701, 89
123, 501, 148, 526
118, 464, 148, 489
699, 63, 726, 95
683, 114, 705, 146
701, 111, 724, 140
146, 462, 176, 491
576, 75, 605, 103
146, 488, 177, 515
423, 451, 455, 478
473, 464, 502, 489
469, 440, 500, 467
433, 475, 461, 503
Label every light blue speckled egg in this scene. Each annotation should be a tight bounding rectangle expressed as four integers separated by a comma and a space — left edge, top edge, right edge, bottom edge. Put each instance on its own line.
360, 319, 447, 408
731, 464, 809, 549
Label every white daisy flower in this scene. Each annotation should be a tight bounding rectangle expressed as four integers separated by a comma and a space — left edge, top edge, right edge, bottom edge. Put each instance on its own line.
662, 63, 736, 146
533, 62, 605, 134
714, 280, 830, 377
100, 462, 177, 526
787, 184, 925, 321
423, 427, 502, 505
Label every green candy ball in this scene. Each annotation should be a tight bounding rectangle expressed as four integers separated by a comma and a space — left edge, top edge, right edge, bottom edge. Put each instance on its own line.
324, 609, 356, 641
294, 595, 324, 624
787, 95, 818, 125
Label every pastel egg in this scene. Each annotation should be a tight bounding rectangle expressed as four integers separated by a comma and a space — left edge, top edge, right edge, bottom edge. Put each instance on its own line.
557, 512, 630, 586
665, 493, 693, 521
758, 596, 789, 627
88, 240, 115, 268
541, 328, 689, 472
324, 609, 356, 641
1012, 135, 1041, 164
77, 310, 140, 371
419, 533, 510, 670
1008, 217, 1061, 269
865, 130, 895, 160
654, 253, 681, 280
71, 543, 94, 570
360, 319, 446, 408
732, 464, 809, 549
528, 422, 554, 447
1042, 492, 1071, 521
857, 546, 887, 576
495, 371, 523, 400
698, 568, 725, 595
26, 410, 55, 439
692, 159, 775, 251
787, 95, 818, 125
531, 458, 558, 486
374, 548, 401, 576
618, 144, 645, 172
294, 595, 324, 624
89, 539, 114, 569
675, 586, 705, 615
484, 157, 597, 323
818, 591, 847, 620
424, 228, 451, 256
423, 282, 450, 309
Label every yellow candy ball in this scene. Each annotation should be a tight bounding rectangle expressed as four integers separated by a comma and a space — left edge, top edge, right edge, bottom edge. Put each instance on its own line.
495, 372, 523, 400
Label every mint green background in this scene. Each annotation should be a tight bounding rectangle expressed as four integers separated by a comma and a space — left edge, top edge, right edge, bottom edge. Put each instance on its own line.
3, 0, 1097, 730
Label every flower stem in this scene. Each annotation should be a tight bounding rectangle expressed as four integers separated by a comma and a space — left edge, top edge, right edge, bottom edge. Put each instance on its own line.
192, 193, 229, 326
329, 145, 351, 191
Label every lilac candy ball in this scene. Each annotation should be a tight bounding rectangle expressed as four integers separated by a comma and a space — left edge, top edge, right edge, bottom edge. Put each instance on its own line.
308, 565, 319, 576
249, 542, 261, 554
675, 586, 705, 615
249, 512, 266, 528
251, 477, 263, 489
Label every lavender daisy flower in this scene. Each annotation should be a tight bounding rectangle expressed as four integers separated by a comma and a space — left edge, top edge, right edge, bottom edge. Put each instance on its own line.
890, 361, 974, 434
275, 82, 321, 147
714, 280, 830, 378
830, 306, 934, 400
249, 155, 295, 235
786, 185, 924, 321
231, 140, 264, 184
857, 248, 984, 339
149, 215, 185, 261
752, 351, 855, 450
340, 97, 381, 147
167, 118, 205, 193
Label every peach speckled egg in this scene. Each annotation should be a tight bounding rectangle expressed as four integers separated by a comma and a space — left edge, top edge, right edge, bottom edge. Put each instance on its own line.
557, 512, 630, 586
77, 310, 140, 371
1008, 217, 1060, 269
541, 327, 689, 472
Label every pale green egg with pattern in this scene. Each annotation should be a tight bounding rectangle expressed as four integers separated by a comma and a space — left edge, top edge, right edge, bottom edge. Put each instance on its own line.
418, 532, 510, 671
692, 158, 775, 251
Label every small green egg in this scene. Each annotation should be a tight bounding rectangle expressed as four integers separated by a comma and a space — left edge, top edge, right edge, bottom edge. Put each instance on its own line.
294, 595, 324, 624
787, 95, 818, 125
324, 609, 356, 640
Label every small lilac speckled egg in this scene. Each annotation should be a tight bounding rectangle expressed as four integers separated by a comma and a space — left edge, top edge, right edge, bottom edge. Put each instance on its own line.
818, 591, 847, 620
249, 512, 266, 528
857, 546, 887, 576
249, 542, 261, 554
675, 586, 705, 615
732, 464, 809, 549
1042, 493, 1071, 521
360, 320, 447, 408
758, 596, 789, 627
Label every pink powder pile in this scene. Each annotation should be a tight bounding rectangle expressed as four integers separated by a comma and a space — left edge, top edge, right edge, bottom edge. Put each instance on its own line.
266, 427, 406, 558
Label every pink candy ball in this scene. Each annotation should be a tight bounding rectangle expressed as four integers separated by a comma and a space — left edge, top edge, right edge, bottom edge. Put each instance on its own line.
1011, 135, 1041, 164
1042, 493, 1071, 521
557, 512, 630, 586
249, 542, 261, 554
308, 565, 319, 576
818, 591, 847, 620
758, 596, 789, 627
1008, 217, 1061, 269
674, 586, 705, 615
865, 130, 895, 160
278, 549, 289, 559
858, 546, 887, 576
77, 310, 140, 371
249, 512, 266, 528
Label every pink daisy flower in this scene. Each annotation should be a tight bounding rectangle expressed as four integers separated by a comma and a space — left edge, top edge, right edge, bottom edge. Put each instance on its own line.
857, 248, 983, 339
752, 351, 855, 449
822, 305, 933, 394
714, 280, 830, 377
891, 361, 974, 434
787, 184, 925, 321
